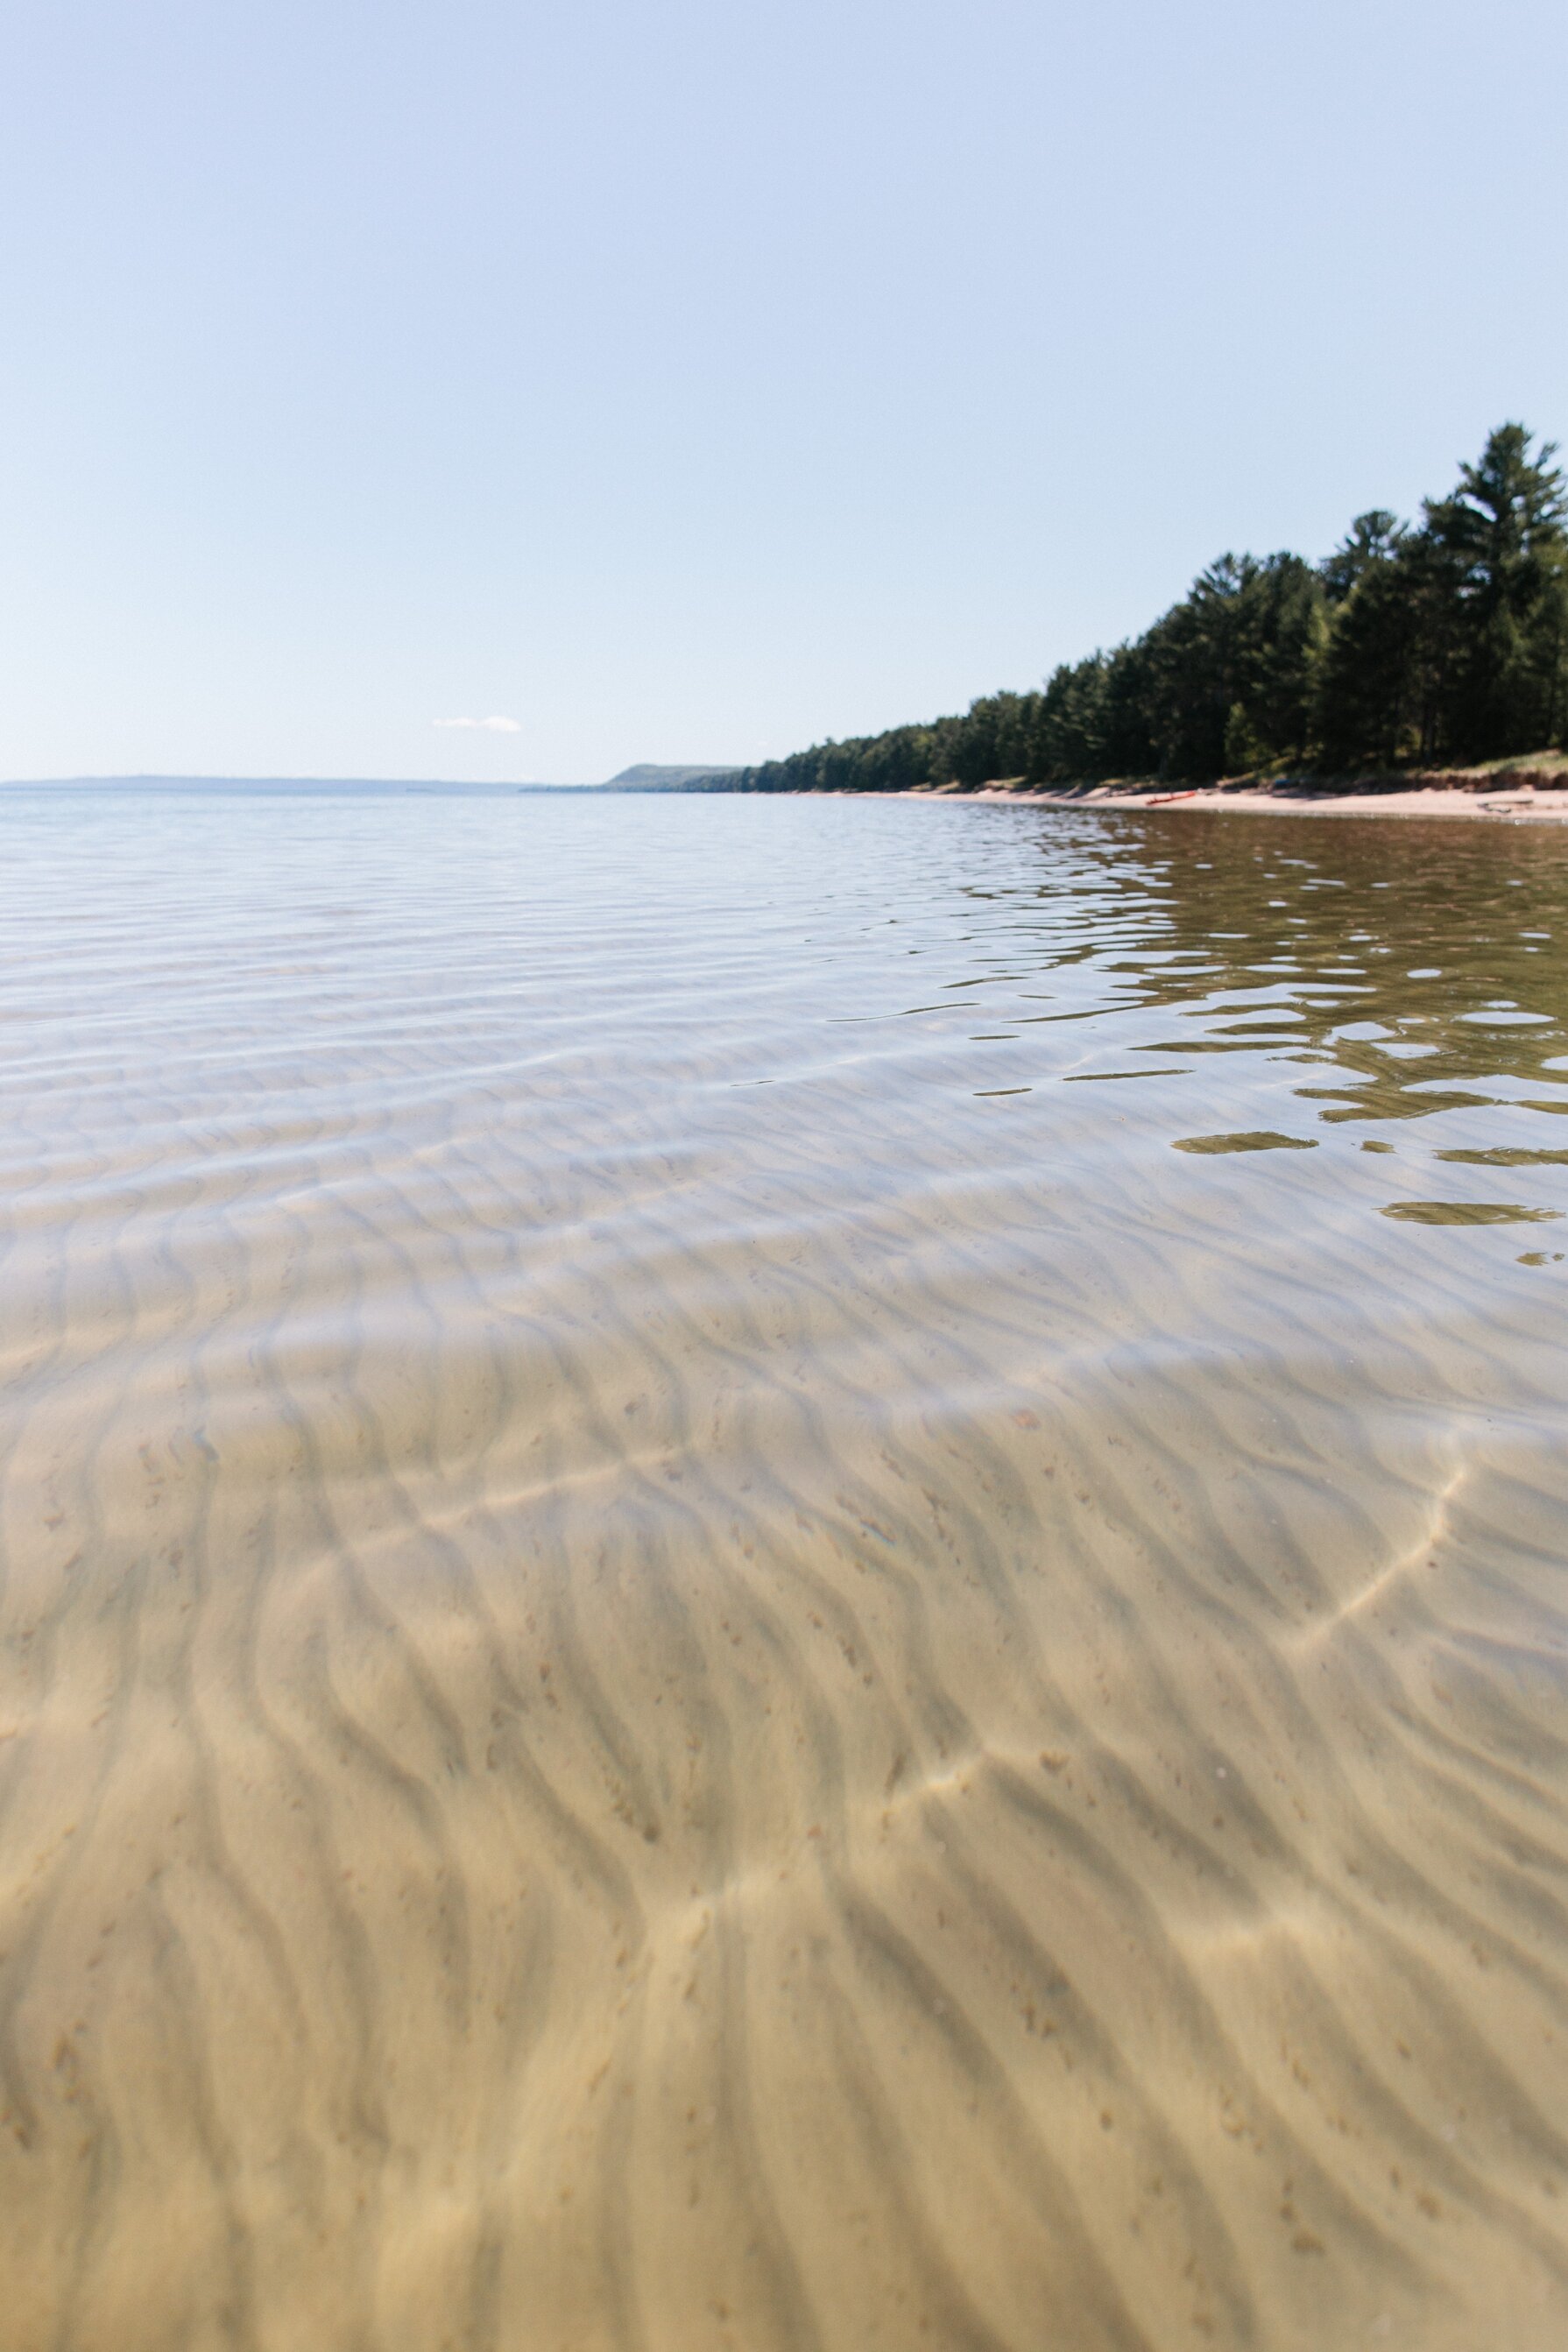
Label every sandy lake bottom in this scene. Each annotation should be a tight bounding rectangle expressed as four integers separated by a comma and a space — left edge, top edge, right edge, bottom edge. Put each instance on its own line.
2, 789, 1565, 2351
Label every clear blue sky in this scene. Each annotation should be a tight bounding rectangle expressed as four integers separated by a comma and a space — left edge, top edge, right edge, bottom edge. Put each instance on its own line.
2, 0, 1564, 784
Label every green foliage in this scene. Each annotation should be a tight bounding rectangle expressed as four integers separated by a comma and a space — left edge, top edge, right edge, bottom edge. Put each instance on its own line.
731, 424, 1567, 793
1321, 511, 1403, 604
1313, 536, 1431, 768
1424, 423, 1568, 758
1136, 553, 1324, 779
1223, 703, 1269, 776
1314, 426, 1567, 768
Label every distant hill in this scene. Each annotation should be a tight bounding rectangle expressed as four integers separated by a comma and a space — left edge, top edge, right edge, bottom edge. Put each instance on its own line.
601, 763, 741, 790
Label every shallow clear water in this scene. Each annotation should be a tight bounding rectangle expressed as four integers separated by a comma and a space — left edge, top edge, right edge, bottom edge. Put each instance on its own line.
2, 789, 1565, 2351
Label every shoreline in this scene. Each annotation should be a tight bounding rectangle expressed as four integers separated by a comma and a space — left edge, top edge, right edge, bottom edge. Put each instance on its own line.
894, 777, 1568, 822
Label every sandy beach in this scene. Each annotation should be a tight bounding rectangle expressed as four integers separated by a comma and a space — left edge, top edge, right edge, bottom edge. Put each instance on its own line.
903, 770, 1568, 822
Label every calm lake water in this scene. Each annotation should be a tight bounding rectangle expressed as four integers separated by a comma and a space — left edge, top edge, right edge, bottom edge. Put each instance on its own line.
2, 789, 1565, 2352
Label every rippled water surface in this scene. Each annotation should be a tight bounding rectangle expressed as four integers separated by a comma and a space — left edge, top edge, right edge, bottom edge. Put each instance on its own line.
3, 790, 1565, 2352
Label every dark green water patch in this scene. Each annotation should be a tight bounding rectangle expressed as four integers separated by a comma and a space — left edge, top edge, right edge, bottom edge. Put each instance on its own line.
1381, 1201, 1562, 1225
1173, 1131, 1319, 1155
1435, 1147, 1568, 1167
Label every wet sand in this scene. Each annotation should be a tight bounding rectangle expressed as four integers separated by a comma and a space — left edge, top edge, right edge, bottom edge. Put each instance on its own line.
2, 792, 1565, 2350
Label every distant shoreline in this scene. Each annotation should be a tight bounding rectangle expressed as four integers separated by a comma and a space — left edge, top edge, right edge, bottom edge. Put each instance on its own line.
6, 768, 1566, 818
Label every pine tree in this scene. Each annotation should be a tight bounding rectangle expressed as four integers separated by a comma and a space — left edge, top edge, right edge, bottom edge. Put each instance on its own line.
1321, 511, 1404, 604
1426, 423, 1568, 758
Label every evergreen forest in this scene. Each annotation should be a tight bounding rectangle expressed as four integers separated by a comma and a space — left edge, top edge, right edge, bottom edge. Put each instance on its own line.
729, 424, 1568, 794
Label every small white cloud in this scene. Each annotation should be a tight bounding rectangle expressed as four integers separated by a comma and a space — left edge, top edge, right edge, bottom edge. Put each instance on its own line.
434, 715, 521, 734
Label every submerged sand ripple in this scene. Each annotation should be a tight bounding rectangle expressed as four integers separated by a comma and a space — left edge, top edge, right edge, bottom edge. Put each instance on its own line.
1, 792, 1566, 2350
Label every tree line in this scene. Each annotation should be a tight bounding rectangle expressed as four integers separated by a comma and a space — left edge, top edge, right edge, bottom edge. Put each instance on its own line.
728, 424, 1568, 793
